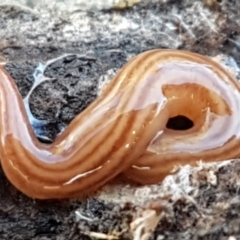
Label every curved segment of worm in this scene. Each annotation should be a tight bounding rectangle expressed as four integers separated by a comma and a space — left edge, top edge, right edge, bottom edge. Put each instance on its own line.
0, 49, 240, 199
124, 50, 240, 183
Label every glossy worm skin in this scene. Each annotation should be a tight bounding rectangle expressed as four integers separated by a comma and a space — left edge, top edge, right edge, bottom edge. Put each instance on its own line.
1, 49, 240, 199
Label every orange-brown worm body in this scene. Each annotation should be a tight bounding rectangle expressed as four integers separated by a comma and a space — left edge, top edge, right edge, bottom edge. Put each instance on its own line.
1, 49, 240, 199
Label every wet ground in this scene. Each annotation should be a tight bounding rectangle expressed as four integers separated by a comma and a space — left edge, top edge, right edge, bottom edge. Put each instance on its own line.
1, 0, 240, 239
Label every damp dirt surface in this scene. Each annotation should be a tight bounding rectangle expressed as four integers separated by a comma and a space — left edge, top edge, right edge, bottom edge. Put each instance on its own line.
1, 0, 240, 239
